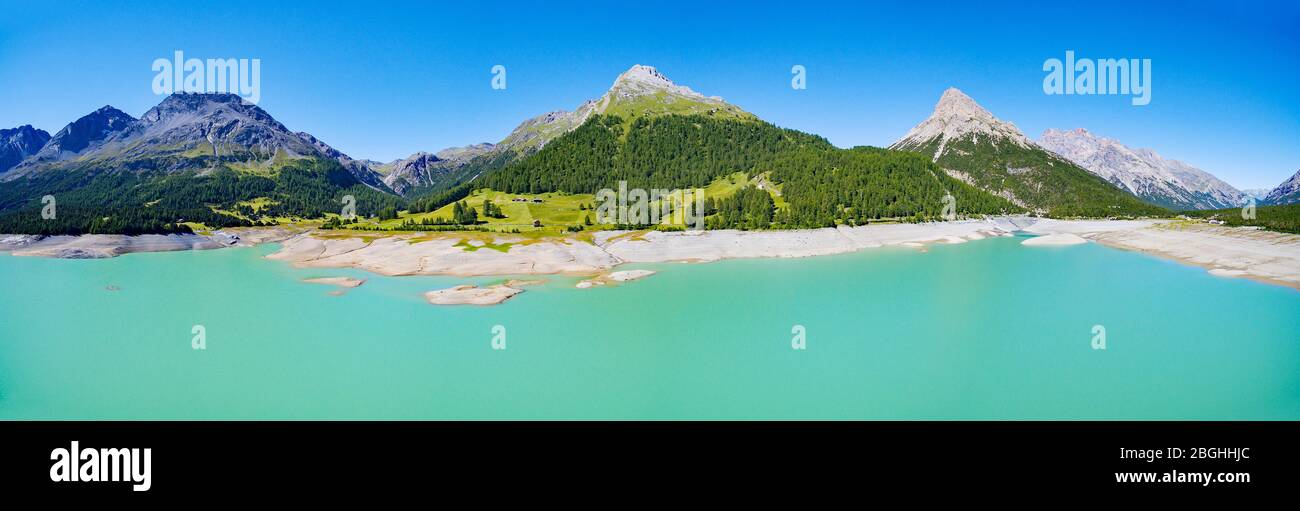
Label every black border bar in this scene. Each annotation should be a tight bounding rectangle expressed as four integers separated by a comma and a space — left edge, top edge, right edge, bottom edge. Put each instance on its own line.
1, 421, 1292, 497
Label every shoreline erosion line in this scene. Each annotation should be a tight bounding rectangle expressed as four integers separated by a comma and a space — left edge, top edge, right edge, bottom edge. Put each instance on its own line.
3, 217, 1299, 291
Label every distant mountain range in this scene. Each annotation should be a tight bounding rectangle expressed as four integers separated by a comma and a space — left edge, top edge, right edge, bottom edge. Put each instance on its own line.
375, 143, 496, 195
0, 93, 412, 234
1037, 128, 1245, 211
890, 88, 1163, 217
0, 65, 1292, 235
1241, 188, 1272, 202
3, 94, 389, 191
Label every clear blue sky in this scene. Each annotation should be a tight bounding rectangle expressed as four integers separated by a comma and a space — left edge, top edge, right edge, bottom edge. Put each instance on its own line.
1, 0, 1296, 189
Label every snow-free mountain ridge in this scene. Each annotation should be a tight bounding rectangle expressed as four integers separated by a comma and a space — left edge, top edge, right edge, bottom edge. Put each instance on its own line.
1038, 128, 1245, 210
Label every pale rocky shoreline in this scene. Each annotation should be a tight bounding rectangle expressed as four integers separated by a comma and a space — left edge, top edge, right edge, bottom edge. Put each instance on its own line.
0, 226, 299, 259
1088, 224, 1300, 290
0, 233, 226, 258
1018, 219, 1300, 289
4, 217, 1299, 291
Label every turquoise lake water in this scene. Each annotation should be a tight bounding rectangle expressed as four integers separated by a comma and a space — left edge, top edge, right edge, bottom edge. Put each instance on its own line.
1, 235, 1297, 419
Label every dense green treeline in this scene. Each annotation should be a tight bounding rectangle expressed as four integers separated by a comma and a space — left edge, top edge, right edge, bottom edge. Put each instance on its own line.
0, 158, 402, 234
481, 114, 1020, 229
765, 146, 1019, 227
705, 186, 775, 230
481, 115, 833, 194
1182, 203, 1300, 234
903, 136, 1167, 217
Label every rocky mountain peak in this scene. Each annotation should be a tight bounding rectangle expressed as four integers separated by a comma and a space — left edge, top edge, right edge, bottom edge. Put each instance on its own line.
19, 106, 136, 167
140, 92, 275, 127
615, 64, 673, 87
4, 93, 390, 192
933, 87, 994, 120
123, 92, 318, 160
892, 88, 1030, 157
498, 64, 748, 154
1, 124, 50, 143
606, 64, 719, 103
0, 124, 53, 173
